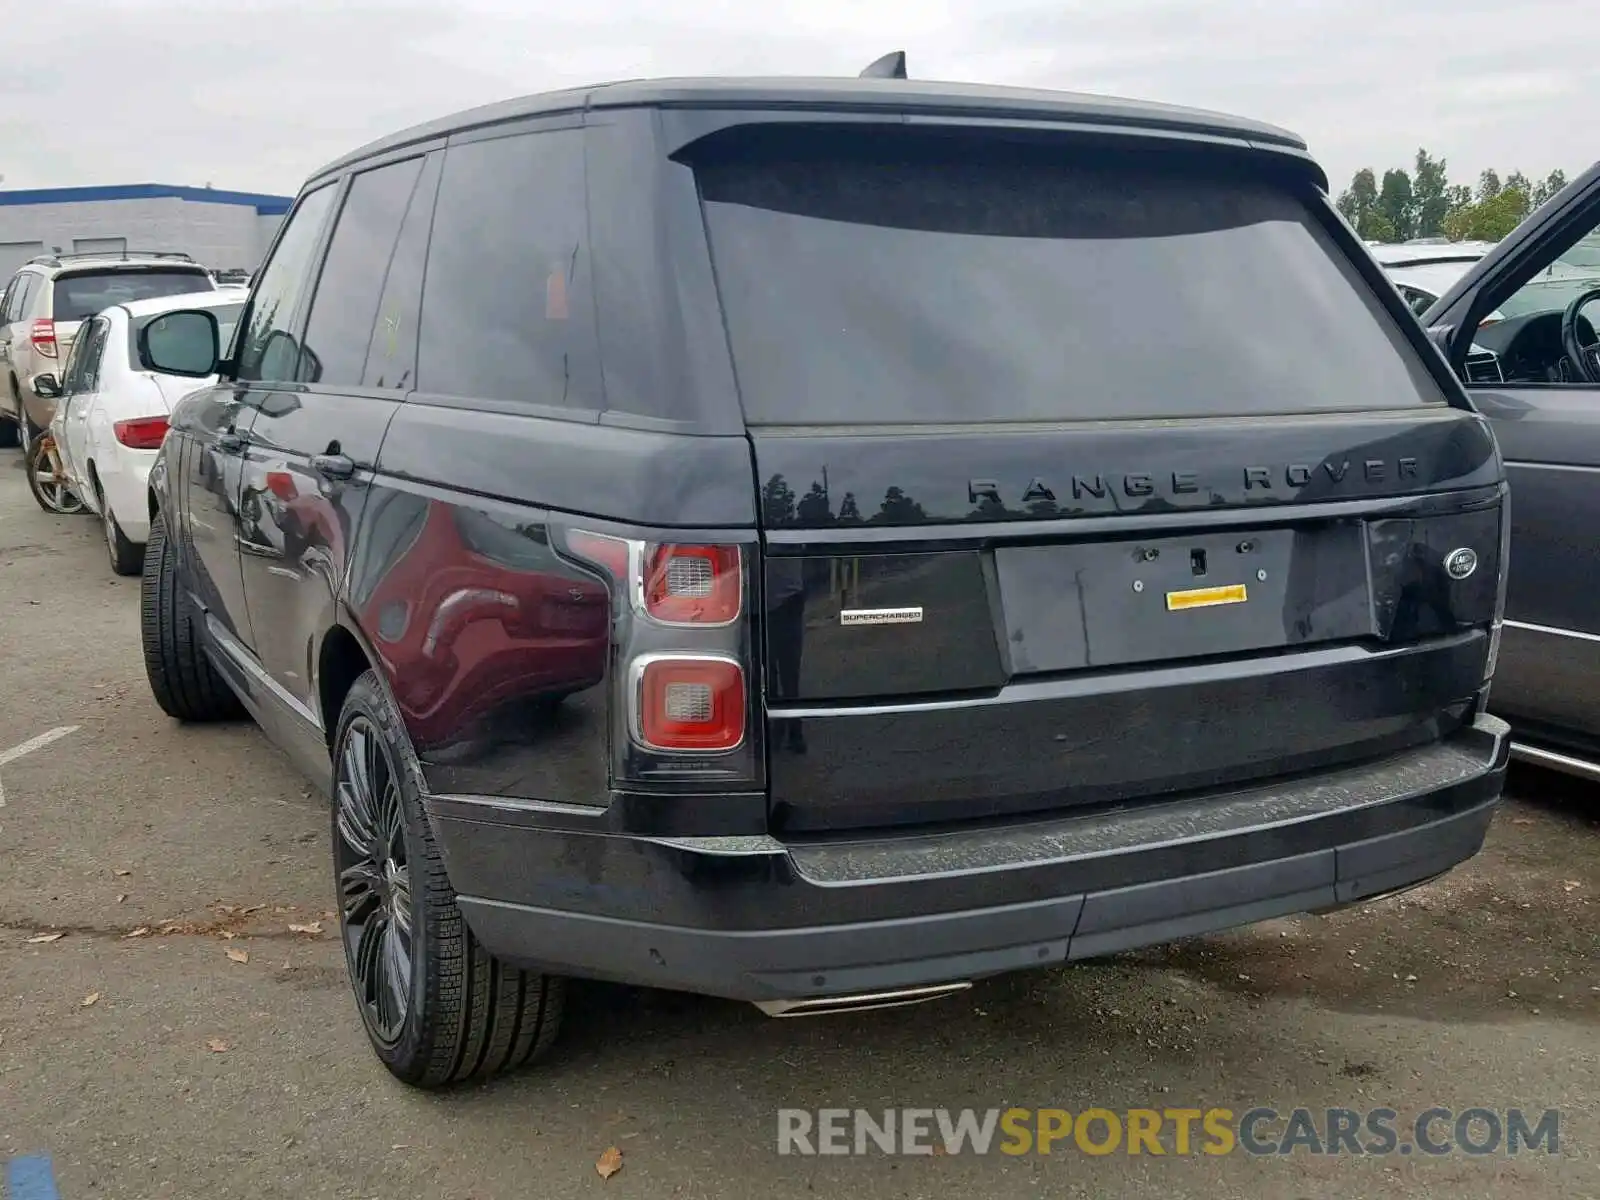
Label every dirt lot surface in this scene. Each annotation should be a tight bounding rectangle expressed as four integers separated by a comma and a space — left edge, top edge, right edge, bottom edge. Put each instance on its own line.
1, 456, 1596, 1199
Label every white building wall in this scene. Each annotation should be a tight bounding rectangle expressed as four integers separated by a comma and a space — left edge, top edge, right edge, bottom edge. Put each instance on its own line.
0, 197, 276, 276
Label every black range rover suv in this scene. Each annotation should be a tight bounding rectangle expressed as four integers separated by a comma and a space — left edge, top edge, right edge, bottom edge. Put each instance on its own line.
135, 73, 1511, 1086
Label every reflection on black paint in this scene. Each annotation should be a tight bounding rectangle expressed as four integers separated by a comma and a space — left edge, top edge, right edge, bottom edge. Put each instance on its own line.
348, 490, 611, 803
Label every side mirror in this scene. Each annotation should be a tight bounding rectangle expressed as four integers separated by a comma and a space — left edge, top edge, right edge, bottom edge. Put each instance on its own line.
31, 373, 60, 399
1424, 323, 1456, 359
138, 309, 220, 378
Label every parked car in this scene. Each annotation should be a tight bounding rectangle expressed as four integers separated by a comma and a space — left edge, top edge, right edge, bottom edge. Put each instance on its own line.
135, 71, 1510, 1087
37, 290, 244, 574
1371, 242, 1498, 317
0, 252, 215, 452
1421, 161, 1600, 780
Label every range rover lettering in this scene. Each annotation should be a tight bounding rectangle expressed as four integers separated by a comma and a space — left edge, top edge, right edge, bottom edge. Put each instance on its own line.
134, 67, 1510, 1087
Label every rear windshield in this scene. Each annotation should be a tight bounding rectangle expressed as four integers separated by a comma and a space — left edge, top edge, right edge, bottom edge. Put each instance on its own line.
695, 131, 1448, 425
53, 269, 214, 322
127, 303, 244, 369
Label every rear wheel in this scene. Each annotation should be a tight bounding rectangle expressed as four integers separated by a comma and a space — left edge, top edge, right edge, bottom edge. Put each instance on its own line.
141, 509, 245, 721
333, 670, 565, 1088
26, 435, 85, 515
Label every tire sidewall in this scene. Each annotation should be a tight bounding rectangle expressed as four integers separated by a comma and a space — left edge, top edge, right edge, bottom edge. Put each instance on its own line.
331, 673, 438, 1077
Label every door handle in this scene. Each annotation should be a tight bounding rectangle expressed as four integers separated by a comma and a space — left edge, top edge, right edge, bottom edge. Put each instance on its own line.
311, 452, 356, 480
217, 430, 245, 453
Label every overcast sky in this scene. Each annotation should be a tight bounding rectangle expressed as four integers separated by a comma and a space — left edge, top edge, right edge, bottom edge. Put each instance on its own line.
2, 0, 1592, 199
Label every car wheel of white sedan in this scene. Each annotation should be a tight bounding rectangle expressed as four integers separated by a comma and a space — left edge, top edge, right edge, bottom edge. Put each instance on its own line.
103, 499, 144, 576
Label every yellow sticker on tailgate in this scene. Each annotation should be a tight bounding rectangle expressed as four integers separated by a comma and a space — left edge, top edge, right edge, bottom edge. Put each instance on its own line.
1165, 583, 1249, 611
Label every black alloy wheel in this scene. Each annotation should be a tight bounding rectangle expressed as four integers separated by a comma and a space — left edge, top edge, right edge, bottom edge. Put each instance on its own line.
335, 714, 415, 1047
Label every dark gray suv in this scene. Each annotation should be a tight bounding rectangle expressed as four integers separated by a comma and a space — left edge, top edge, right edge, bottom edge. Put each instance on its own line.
134, 72, 1510, 1087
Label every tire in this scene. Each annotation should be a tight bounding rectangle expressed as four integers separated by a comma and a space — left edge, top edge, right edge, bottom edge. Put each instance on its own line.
102, 499, 144, 576
333, 670, 565, 1088
140, 509, 246, 721
26, 436, 86, 515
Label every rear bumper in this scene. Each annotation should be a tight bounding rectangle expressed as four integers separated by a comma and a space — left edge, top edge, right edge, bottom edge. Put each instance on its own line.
98, 449, 156, 542
430, 713, 1509, 1002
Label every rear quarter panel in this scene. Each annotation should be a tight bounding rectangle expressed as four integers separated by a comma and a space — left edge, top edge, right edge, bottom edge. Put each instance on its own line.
350, 401, 755, 804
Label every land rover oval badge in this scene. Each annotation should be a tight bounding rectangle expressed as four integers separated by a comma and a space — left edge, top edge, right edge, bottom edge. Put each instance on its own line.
1444, 548, 1479, 580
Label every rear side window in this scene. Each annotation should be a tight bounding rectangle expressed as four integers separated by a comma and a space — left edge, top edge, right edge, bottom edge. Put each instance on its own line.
299, 156, 427, 387
417, 129, 602, 413
695, 129, 1449, 425
52, 270, 212, 322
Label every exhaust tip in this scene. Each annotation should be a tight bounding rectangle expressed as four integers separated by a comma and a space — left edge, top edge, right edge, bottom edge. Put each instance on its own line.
754, 981, 971, 1018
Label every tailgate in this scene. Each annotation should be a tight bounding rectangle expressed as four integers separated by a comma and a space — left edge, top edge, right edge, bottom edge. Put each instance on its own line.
754, 413, 1503, 832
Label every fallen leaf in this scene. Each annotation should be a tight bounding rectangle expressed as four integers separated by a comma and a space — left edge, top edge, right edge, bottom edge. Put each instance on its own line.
116, 894, 128, 904
26, 932, 65, 944
595, 1147, 623, 1180
220, 931, 238, 940
206, 1038, 230, 1053
1563, 881, 1582, 892
125, 927, 151, 939
226, 948, 249, 964
81, 992, 100, 1007
1511, 817, 1534, 826
114, 869, 132, 877
240, 904, 265, 915
288, 922, 323, 935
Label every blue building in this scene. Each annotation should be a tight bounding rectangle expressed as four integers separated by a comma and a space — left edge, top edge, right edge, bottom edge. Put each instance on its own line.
0, 183, 294, 277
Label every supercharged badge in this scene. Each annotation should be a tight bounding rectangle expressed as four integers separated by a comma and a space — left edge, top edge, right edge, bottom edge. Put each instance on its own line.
841, 607, 924, 626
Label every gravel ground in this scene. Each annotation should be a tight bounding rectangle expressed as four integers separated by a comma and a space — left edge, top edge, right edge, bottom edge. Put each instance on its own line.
0, 453, 1596, 1199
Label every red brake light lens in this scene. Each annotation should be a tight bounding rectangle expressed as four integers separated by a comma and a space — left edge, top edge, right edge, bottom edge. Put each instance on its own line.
113, 415, 170, 450
30, 319, 57, 358
637, 657, 745, 752
644, 544, 741, 625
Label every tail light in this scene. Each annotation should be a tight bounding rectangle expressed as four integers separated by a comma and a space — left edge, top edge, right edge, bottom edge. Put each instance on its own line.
644, 545, 741, 624
30, 319, 57, 358
633, 654, 746, 751
558, 527, 761, 788
112, 416, 170, 450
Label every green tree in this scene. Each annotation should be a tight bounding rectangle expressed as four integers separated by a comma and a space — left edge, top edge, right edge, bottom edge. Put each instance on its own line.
1377, 168, 1416, 241
1442, 186, 1531, 242
1477, 169, 1502, 202
836, 492, 862, 523
1413, 149, 1451, 238
1532, 169, 1568, 207
1336, 168, 1378, 233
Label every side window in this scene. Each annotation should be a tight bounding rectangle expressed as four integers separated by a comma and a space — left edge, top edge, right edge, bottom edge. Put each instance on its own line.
363, 154, 442, 390
59, 328, 92, 393
81, 318, 110, 391
417, 129, 601, 412
14, 274, 40, 320
0, 275, 18, 323
235, 185, 338, 384
298, 156, 427, 388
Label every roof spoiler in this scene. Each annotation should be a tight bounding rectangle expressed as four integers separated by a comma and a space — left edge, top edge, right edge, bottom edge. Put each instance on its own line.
859, 51, 907, 79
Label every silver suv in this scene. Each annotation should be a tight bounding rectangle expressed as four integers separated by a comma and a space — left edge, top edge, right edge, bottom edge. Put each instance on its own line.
0, 251, 214, 451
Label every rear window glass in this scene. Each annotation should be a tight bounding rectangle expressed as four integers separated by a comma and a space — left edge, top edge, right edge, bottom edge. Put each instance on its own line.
695, 131, 1448, 425
53, 270, 214, 322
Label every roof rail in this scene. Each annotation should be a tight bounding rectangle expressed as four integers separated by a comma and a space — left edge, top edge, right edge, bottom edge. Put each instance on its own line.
24, 250, 197, 269
859, 51, 908, 79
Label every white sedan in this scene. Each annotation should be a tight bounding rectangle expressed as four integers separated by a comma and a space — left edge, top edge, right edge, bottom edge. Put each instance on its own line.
45, 290, 244, 574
